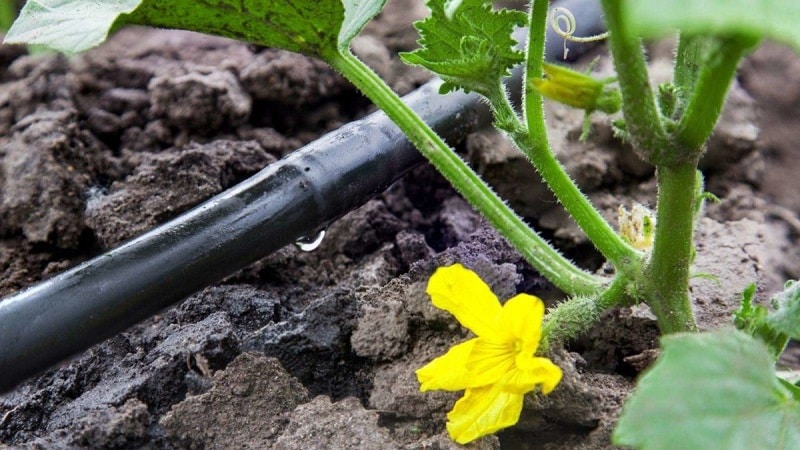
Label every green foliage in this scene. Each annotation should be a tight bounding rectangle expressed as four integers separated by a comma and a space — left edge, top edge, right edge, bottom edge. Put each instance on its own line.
340, 0, 386, 52
614, 329, 800, 450
766, 280, 800, 338
738, 304, 769, 338
672, 35, 714, 112
1, 0, 17, 33
5, 0, 386, 59
124, 0, 340, 58
656, 83, 678, 120
734, 283, 775, 348
735, 280, 800, 359
4, 0, 141, 53
620, 0, 800, 53
400, 0, 526, 96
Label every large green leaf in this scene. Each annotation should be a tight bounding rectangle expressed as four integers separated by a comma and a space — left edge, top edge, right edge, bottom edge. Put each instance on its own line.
1, 0, 18, 33
123, 0, 341, 58
4, 0, 142, 53
614, 329, 800, 450
5, 0, 386, 59
621, 0, 800, 53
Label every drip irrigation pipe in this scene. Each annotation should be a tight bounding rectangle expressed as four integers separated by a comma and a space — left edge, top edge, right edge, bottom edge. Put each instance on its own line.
0, 0, 605, 393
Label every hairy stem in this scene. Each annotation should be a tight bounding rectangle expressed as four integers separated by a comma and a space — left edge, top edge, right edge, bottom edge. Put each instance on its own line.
489, 83, 639, 271
523, 0, 549, 136
468, 0, 639, 271
600, 0, 667, 162
644, 163, 698, 333
541, 274, 632, 351
673, 33, 711, 111
677, 36, 757, 151
328, 51, 604, 295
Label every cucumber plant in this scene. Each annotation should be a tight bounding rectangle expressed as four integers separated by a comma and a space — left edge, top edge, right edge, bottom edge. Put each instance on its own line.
6, 0, 800, 447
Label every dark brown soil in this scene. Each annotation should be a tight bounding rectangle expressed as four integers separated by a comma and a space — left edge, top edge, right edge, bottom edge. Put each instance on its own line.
1, 1, 799, 448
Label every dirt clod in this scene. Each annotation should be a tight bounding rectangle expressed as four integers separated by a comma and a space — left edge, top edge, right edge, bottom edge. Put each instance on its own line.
273, 396, 398, 449
150, 69, 252, 132
85, 139, 275, 247
1, 109, 117, 248
161, 352, 309, 449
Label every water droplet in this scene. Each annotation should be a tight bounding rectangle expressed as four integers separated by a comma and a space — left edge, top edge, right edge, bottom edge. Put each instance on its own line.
295, 230, 326, 252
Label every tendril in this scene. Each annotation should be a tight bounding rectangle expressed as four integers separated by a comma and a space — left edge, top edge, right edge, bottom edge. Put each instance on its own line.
550, 7, 610, 60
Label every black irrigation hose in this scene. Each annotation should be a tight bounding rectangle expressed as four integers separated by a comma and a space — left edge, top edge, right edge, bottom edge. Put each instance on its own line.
0, 0, 604, 393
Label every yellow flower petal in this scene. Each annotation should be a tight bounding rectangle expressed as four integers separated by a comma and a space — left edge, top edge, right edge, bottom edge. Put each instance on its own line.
526, 356, 563, 394
426, 264, 503, 338
500, 294, 544, 353
504, 355, 564, 394
462, 338, 515, 388
446, 384, 524, 444
416, 339, 476, 392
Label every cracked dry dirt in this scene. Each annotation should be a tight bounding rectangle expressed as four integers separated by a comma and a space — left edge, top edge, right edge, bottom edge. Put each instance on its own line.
2, 1, 800, 448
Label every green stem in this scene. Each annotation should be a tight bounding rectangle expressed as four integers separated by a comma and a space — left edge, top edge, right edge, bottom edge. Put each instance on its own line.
644, 163, 698, 333
488, 85, 639, 271
673, 34, 711, 111
514, 0, 639, 270
676, 36, 756, 152
327, 50, 604, 296
523, 0, 548, 135
541, 274, 632, 351
600, 0, 667, 162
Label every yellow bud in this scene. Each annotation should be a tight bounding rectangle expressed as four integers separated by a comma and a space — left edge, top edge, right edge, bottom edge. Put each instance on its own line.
531, 63, 620, 114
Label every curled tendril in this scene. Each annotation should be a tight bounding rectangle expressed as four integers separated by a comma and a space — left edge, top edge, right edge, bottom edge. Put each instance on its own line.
550, 7, 610, 59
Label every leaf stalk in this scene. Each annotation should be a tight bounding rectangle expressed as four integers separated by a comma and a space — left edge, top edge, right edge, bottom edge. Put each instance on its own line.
600, 0, 668, 162
328, 50, 605, 296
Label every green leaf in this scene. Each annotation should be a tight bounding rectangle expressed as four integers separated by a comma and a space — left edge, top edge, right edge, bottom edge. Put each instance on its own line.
5, 0, 386, 59
4, 0, 142, 53
340, 0, 386, 52
443, 0, 462, 19
768, 280, 800, 339
734, 283, 764, 331
620, 0, 800, 53
123, 0, 339, 58
400, 0, 526, 96
614, 329, 800, 450
735, 281, 800, 358
1, 0, 17, 33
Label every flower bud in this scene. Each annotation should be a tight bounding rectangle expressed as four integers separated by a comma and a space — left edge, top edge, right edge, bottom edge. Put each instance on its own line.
531, 63, 621, 114
618, 203, 656, 251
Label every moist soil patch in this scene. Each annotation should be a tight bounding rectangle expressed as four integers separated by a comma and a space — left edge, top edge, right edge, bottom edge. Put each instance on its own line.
2, 1, 799, 448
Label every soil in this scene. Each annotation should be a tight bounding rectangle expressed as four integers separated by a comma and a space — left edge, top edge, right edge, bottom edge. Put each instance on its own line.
1, 1, 799, 448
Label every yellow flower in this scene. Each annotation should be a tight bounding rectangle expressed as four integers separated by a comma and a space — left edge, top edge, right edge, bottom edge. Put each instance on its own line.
416, 264, 563, 444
